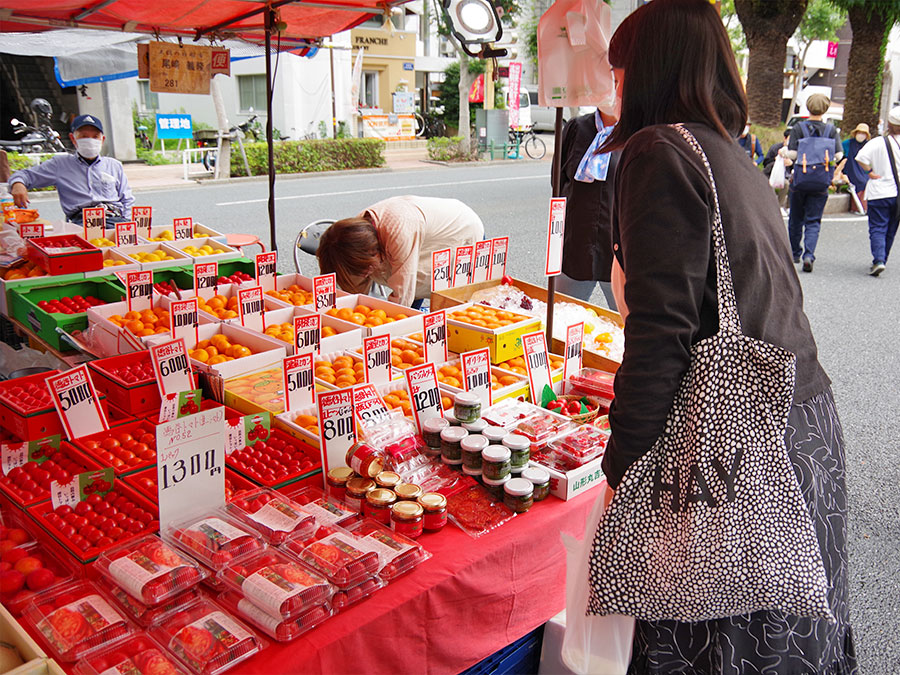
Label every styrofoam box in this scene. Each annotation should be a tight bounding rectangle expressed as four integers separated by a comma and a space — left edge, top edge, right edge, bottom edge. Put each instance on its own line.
275, 403, 320, 447
327, 293, 424, 338
84, 248, 140, 279
225, 305, 363, 356
162, 237, 241, 264
530, 455, 605, 501
114, 242, 192, 270
139, 223, 227, 244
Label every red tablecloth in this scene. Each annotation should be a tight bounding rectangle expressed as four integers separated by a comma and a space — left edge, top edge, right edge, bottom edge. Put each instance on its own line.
239, 488, 598, 674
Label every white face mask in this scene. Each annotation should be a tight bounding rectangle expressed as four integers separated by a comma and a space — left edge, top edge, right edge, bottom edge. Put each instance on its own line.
855, 134, 867, 143
75, 137, 103, 159
743, 125, 750, 136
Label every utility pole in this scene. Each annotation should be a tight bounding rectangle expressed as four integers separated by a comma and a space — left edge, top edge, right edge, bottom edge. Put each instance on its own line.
329, 42, 337, 139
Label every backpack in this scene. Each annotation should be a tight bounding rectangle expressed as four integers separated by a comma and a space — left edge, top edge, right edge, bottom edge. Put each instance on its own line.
792, 121, 836, 191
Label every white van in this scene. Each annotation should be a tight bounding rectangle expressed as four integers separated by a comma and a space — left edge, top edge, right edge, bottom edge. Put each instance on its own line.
508, 90, 532, 130
526, 90, 597, 132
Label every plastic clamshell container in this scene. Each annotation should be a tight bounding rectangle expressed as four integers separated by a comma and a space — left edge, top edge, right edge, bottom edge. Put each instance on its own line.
0, 369, 63, 440
98, 577, 203, 629
71, 420, 159, 476
343, 518, 432, 582
0, 441, 104, 508
25, 235, 103, 275
512, 409, 576, 447
217, 548, 333, 620
0, 540, 80, 616
481, 398, 541, 430
150, 598, 266, 675
548, 425, 611, 463
567, 367, 616, 400
280, 525, 379, 590
330, 575, 385, 613
72, 634, 190, 675
86, 351, 164, 415
223, 487, 316, 546
93, 535, 208, 606
281, 486, 358, 528
216, 590, 332, 643
166, 513, 265, 572
23, 580, 134, 662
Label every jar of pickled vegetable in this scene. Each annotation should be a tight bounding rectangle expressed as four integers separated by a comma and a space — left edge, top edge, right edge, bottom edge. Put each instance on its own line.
503, 477, 534, 513
440, 427, 468, 464
326, 466, 355, 502
345, 442, 385, 478
394, 483, 423, 501
444, 409, 461, 426
462, 419, 488, 434
344, 477, 376, 513
375, 471, 402, 490
482, 426, 508, 445
391, 501, 424, 539
481, 446, 511, 481
364, 488, 397, 525
521, 466, 551, 501
482, 474, 510, 501
461, 434, 488, 471
418, 492, 448, 532
423, 417, 449, 454
454, 392, 482, 424
503, 434, 531, 473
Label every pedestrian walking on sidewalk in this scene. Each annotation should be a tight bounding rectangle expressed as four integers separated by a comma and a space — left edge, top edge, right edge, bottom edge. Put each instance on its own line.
841, 123, 871, 214
853, 107, 900, 277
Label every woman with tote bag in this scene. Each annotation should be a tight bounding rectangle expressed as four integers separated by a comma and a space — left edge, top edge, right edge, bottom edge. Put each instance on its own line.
585, 1, 856, 673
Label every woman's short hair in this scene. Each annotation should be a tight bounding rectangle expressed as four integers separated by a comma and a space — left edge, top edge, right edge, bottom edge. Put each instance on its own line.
316, 216, 381, 293
604, 0, 747, 152
805, 93, 831, 116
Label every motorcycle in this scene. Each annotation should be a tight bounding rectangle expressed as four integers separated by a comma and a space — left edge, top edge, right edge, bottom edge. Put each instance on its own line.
0, 98, 67, 154
197, 113, 260, 171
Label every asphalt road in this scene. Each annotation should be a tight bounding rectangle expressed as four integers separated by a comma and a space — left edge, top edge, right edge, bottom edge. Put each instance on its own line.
28, 161, 899, 672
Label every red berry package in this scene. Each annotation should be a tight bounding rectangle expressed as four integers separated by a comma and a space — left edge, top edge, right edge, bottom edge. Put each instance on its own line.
72, 635, 188, 675
168, 515, 263, 571
216, 590, 333, 642
224, 488, 316, 545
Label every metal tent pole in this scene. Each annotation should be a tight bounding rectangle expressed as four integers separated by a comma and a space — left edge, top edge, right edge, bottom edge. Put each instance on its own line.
547, 107, 564, 345
265, 7, 277, 252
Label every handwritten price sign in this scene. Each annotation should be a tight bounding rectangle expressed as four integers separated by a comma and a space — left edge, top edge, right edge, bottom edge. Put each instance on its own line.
133, 206, 152, 238
432, 248, 452, 293
313, 274, 337, 312
490, 236, 509, 280
317, 388, 356, 476
255, 252, 277, 293
82, 207, 105, 242
293, 315, 320, 355
169, 298, 199, 347
173, 217, 193, 240
423, 311, 448, 364
545, 198, 566, 277
353, 384, 392, 434
461, 348, 492, 408
564, 322, 584, 382
522, 331, 553, 402
115, 221, 138, 247
150, 338, 193, 396
363, 335, 391, 385
472, 240, 493, 284
283, 353, 315, 411
453, 245, 473, 288
194, 261, 218, 300
238, 286, 265, 332
46, 366, 108, 440
404, 363, 442, 433
125, 271, 152, 313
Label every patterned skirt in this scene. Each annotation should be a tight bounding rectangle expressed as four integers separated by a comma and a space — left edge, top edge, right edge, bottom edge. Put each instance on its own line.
627, 388, 856, 675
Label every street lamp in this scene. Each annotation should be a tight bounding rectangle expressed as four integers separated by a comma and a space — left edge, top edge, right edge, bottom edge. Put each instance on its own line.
441, 0, 507, 58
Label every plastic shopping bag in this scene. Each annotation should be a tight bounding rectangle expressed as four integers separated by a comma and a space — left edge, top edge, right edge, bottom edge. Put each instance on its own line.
561, 480, 634, 675
769, 154, 786, 190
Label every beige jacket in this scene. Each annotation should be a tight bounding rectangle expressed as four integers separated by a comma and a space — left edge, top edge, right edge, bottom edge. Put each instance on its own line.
363, 196, 485, 305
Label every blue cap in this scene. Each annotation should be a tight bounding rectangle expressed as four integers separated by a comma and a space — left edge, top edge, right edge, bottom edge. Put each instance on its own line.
71, 114, 103, 133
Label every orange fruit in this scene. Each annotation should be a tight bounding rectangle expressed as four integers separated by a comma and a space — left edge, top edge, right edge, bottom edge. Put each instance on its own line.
125, 319, 144, 334
354, 305, 371, 315
332, 356, 352, 369
441, 396, 452, 410
124, 311, 141, 321
370, 309, 387, 320
322, 326, 337, 337
499, 375, 519, 386
365, 317, 383, 327
232, 345, 252, 358
336, 308, 353, 321
349, 313, 366, 325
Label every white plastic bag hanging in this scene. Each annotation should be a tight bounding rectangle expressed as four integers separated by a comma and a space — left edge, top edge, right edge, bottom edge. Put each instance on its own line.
561, 480, 634, 675
769, 155, 787, 190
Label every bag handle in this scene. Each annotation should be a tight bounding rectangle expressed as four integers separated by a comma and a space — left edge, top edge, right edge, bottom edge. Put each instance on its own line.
670, 124, 742, 335
885, 135, 900, 193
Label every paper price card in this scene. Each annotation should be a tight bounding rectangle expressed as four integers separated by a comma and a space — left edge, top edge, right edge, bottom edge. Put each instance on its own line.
169, 298, 199, 347
1, 435, 60, 475
313, 274, 337, 312
150, 338, 193, 396
461, 348, 493, 408
522, 331, 554, 403
238, 286, 265, 332
353, 384, 392, 434
82, 207, 106, 242
363, 335, 391, 385
173, 217, 193, 240
46, 366, 108, 440
51, 468, 115, 510
156, 406, 225, 529
255, 252, 277, 293
19, 222, 44, 239
125, 270, 152, 313
431, 248, 452, 292
293, 315, 321, 355
157, 390, 202, 424
423, 311, 448, 364
115, 221, 138, 247
226, 412, 271, 455
283, 353, 315, 411
564, 322, 584, 383
452, 245, 474, 288
133, 206, 152, 238
317, 388, 356, 476
194, 261, 219, 300
404, 363, 442, 434
490, 237, 509, 280
545, 198, 566, 276
472, 240, 493, 284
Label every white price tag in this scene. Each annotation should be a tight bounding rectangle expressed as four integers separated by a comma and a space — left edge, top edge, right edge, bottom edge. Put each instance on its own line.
173, 217, 193, 240
51, 468, 115, 510
20, 222, 44, 239
156, 407, 226, 529
490, 236, 509, 280
431, 248, 452, 293
404, 363, 442, 434
316, 388, 356, 476
363, 335, 391, 385
452, 245, 473, 288
472, 240, 492, 284
115, 221, 138, 247
150, 338, 193, 396
125, 270, 152, 313
313, 274, 337, 312
194, 261, 218, 300
293, 315, 320, 355
353, 384, 392, 433
169, 298, 199, 348
522, 331, 553, 403
545, 197, 566, 277
422, 311, 448, 364
255, 252, 277, 293
283, 353, 315, 412
238, 286, 265, 332
1, 436, 59, 475
46, 366, 108, 440
564, 322, 584, 383
157, 390, 202, 424
82, 207, 105, 242
132, 206, 152, 238
461, 348, 492, 408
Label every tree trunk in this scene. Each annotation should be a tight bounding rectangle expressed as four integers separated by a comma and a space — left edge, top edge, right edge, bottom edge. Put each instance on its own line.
457, 51, 476, 153
843, 5, 890, 133
735, 0, 807, 126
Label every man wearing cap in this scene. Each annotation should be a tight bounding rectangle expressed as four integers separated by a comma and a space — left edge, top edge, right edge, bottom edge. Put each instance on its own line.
854, 108, 900, 277
8, 114, 134, 224
841, 122, 871, 214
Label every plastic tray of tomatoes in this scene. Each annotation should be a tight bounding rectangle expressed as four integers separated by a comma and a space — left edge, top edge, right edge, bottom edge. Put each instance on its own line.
28, 483, 160, 564
548, 424, 611, 464
150, 598, 266, 675
216, 589, 333, 642
225, 428, 321, 489
72, 634, 190, 675
280, 486, 358, 528
0, 539, 80, 616
72, 420, 159, 476
0, 441, 104, 507
343, 518, 432, 582
0, 369, 63, 440
123, 467, 254, 505
98, 577, 204, 629
166, 513, 264, 572
23, 579, 135, 662
87, 351, 164, 415
330, 575, 385, 614
281, 523, 379, 590
93, 535, 208, 606
223, 487, 316, 546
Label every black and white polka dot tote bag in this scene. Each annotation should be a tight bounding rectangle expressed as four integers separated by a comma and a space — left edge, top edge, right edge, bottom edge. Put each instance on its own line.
586, 125, 833, 623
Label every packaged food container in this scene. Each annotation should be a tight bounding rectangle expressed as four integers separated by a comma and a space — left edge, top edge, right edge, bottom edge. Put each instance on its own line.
217, 589, 333, 642
417, 492, 448, 532
151, 598, 265, 675
218, 549, 333, 619
568, 368, 616, 401
345, 442, 385, 478
394, 483, 423, 501
462, 464, 482, 477
453, 392, 482, 424
330, 576, 385, 613
99, 578, 202, 628
482, 425, 508, 444
224, 488, 316, 546
422, 417, 448, 451
481, 398, 535, 428
167, 514, 263, 571
503, 434, 531, 473
24, 580, 134, 662
0, 540, 79, 616
440, 427, 468, 463
282, 528, 380, 589
481, 446, 512, 481
461, 419, 488, 434
94, 535, 207, 606
503, 477, 534, 514
549, 425, 612, 464
521, 466, 551, 501
285, 486, 358, 527
344, 518, 432, 582
482, 474, 510, 501
443, 409, 461, 426
461, 434, 489, 471
513, 411, 575, 447
390, 501, 424, 539
374, 471, 401, 490
325, 467, 354, 502
363, 488, 397, 525
344, 477, 376, 514
73, 635, 189, 675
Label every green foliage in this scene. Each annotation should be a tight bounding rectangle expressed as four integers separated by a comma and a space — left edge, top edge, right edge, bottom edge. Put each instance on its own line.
5, 154, 55, 191
337, 121, 349, 139
231, 138, 385, 176
318, 121, 329, 138
136, 148, 180, 165
797, 0, 845, 43
720, 0, 747, 55
828, 0, 900, 23
427, 136, 478, 162
437, 60, 504, 125
749, 123, 787, 154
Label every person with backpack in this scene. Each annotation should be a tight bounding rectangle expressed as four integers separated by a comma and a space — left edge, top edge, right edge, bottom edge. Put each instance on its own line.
738, 123, 764, 165
786, 93, 843, 272
852, 107, 900, 277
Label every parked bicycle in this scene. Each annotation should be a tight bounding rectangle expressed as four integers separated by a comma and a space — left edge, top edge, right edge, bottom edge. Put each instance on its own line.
414, 112, 447, 138
508, 126, 546, 160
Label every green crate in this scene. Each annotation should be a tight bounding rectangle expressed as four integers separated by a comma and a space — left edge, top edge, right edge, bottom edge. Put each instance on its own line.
217, 258, 256, 278
9, 279, 126, 351
1, 271, 85, 318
